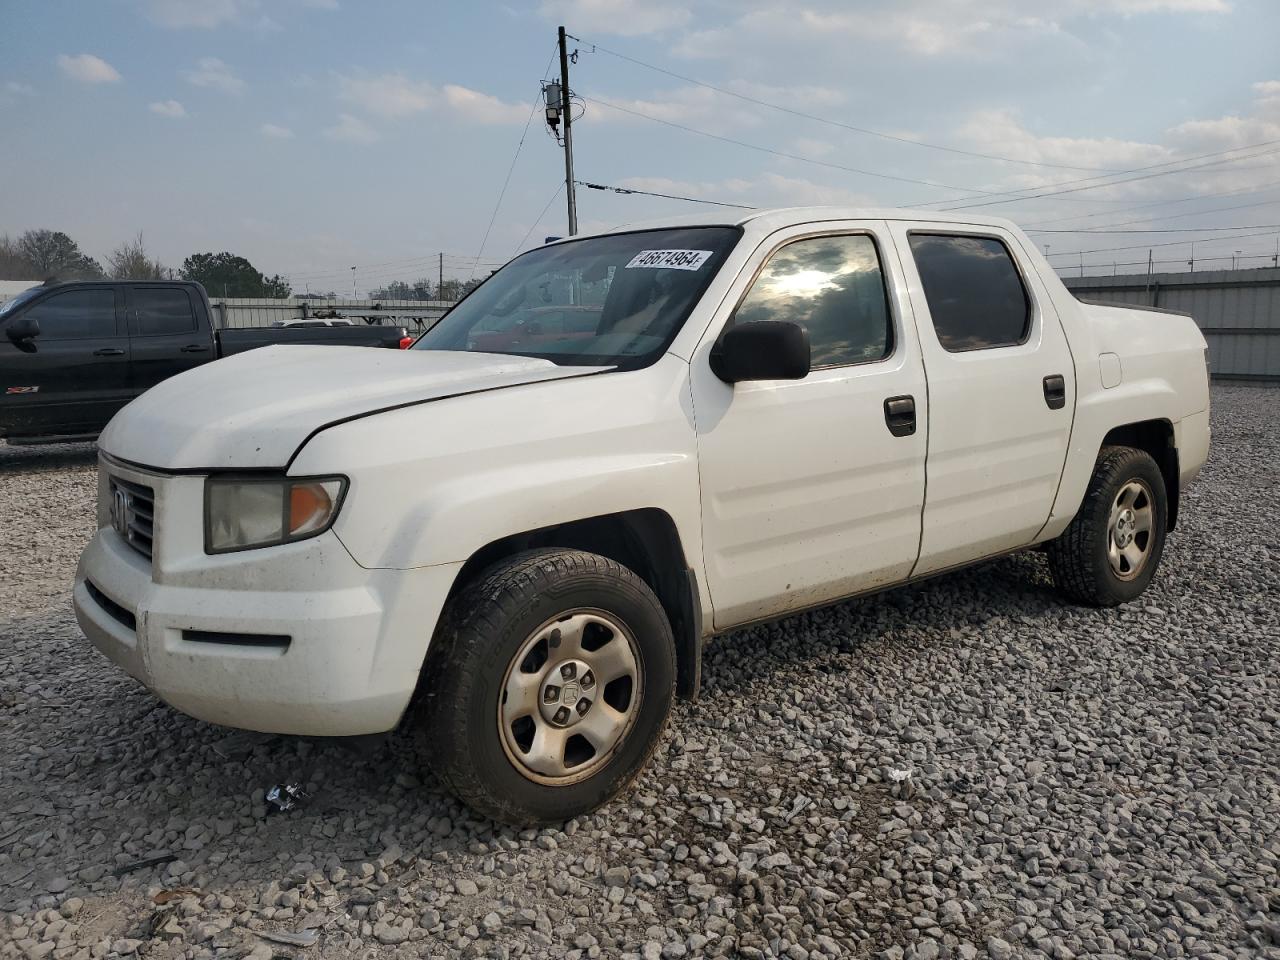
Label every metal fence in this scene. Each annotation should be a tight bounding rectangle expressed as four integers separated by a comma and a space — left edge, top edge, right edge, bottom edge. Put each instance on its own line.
1063, 268, 1280, 382
208, 298, 455, 334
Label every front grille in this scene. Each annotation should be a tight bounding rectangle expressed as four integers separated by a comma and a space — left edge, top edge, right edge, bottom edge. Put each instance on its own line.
108, 476, 156, 561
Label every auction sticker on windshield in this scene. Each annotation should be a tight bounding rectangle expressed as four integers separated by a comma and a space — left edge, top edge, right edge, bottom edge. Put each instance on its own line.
625, 249, 713, 271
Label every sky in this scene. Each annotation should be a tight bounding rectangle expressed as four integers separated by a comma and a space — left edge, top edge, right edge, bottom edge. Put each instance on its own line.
2, 0, 1279, 292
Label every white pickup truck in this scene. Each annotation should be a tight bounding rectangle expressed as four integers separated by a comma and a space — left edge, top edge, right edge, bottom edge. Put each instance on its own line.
74, 207, 1210, 824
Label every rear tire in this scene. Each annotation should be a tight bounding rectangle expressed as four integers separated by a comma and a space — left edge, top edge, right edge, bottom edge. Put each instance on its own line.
418, 548, 676, 825
1047, 445, 1168, 607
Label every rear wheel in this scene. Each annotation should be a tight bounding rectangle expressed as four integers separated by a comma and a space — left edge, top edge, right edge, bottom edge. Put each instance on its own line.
1047, 446, 1168, 606
419, 549, 675, 825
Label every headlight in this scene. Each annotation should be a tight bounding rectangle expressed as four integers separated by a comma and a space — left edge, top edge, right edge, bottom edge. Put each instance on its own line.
205, 475, 347, 553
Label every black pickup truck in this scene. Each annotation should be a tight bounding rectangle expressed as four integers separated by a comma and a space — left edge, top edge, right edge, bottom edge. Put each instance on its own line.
0, 280, 412, 443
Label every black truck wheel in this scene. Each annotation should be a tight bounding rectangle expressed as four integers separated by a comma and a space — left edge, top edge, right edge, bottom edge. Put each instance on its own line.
418, 549, 676, 825
1047, 445, 1168, 607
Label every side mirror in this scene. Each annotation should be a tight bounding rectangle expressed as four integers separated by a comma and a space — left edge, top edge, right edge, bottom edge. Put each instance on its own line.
710, 320, 810, 384
4, 315, 40, 344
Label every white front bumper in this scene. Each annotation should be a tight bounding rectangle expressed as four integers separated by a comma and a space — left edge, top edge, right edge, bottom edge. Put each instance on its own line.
73, 458, 462, 736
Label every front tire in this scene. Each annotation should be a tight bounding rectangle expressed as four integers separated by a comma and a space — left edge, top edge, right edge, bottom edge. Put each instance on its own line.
1047, 445, 1168, 607
419, 549, 676, 825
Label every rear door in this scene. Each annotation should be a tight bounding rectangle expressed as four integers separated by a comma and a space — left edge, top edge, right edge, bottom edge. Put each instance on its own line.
125, 285, 211, 396
0, 285, 129, 436
887, 223, 1076, 576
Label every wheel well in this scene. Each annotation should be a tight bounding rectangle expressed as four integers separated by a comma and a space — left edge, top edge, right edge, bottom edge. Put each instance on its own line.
1101, 419, 1179, 531
448, 509, 703, 699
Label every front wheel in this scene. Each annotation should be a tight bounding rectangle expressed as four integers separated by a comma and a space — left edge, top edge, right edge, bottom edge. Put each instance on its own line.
418, 549, 676, 825
1047, 445, 1168, 607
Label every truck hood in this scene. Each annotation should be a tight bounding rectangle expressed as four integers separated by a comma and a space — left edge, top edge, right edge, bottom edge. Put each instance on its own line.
100, 345, 607, 470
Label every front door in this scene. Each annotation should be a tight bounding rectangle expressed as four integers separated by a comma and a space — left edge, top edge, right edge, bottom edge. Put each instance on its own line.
888, 225, 1076, 576
0, 285, 129, 437
125, 285, 209, 396
692, 225, 928, 629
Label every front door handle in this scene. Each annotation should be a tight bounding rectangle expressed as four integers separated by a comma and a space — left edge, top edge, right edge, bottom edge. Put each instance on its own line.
1043, 374, 1067, 410
884, 395, 916, 437
93, 348, 126, 357
179, 343, 210, 353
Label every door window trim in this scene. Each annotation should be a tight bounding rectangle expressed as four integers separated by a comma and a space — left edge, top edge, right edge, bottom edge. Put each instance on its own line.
905, 229, 1037, 353
127, 285, 198, 338
714, 228, 900, 373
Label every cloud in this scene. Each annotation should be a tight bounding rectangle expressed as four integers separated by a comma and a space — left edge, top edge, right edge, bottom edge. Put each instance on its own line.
336, 73, 528, 126
4, 81, 36, 96
538, 0, 691, 36
260, 122, 295, 139
148, 99, 187, 118
184, 56, 245, 93
337, 72, 432, 118
324, 112, 378, 143
145, 0, 337, 29
956, 108, 1171, 177
56, 53, 122, 84
583, 86, 765, 133
441, 85, 529, 124
673, 0, 1229, 59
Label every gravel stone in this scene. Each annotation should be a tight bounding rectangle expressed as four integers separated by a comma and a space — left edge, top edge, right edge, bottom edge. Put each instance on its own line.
1, 384, 1278, 960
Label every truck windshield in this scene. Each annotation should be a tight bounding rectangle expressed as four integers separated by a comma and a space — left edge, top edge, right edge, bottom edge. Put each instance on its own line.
414, 226, 741, 368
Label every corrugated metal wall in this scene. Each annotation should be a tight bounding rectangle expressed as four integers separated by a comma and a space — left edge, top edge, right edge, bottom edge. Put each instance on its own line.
208, 298, 453, 334
1064, 268, 1280, 381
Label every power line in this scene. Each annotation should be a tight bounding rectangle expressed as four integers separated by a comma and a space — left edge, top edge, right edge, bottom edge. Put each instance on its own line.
470, 47, 560, 277
514, 181, 566, 254
936, 142, 1280, 211
584, 95, 1003, 195
1021, 178, 1280, 228
1029, 222, 1280, 235
578, 179, 756, 209
1022, 191, 1280, 234
1045, 227, 1280, 258
566, 32, 1122, 173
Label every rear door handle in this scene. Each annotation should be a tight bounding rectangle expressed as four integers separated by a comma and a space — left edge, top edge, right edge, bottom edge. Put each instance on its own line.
884, 395, 916, 437
1043, 374, 1067, 410
179, 343, 210, 353
93, 348, 126, 357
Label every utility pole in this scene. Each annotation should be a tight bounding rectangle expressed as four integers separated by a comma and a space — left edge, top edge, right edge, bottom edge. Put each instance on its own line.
1188, 241, 1195, 274
439, 252, 444, 300
1273, 236, 1278, 267
556, 26, 578, 235
351, 266, 356, 299
1079, 251, 1084, 278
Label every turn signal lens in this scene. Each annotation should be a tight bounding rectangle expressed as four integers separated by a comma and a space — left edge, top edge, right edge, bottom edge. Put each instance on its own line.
289, 482, 334, 536
205, 475, 347, 553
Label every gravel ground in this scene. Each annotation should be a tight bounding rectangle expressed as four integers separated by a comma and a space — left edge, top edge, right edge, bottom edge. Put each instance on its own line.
1, 383, 1278, 960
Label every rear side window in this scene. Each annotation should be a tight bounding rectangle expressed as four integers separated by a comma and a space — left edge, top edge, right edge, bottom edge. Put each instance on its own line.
908, 234, 1030, 351
22, 289, 116, 339
734, 234, 892, 368
133, 288, 196, 336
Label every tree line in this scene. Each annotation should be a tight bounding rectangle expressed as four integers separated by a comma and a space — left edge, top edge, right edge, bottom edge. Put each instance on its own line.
2, 228, 485, 302
1, 228, 291, 298
367, 277, 483, 302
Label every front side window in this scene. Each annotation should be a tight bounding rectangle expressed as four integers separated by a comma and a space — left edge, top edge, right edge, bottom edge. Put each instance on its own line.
414, 227, 740, 368
133, 288, 196, 336
22, 289, 116, 339
733, 234, 892, 368
908, 233, 1031, 351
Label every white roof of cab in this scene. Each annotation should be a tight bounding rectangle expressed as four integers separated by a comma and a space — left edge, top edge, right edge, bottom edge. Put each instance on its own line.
580, 205, 1024, 239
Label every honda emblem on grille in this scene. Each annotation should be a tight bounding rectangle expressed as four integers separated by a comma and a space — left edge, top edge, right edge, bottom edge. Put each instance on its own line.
111, 487, 130, 538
